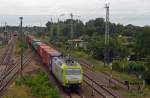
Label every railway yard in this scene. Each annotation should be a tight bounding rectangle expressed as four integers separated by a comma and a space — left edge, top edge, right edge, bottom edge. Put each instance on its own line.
0, 0, 149, 97
0, 32, 149, 98
0, 5, 150, 98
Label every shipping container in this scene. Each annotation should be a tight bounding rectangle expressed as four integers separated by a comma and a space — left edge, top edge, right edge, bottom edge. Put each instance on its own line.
38, 45, 51, 57
42, 48, 57, 66
37, 43, 47, 55
45, 48, 61, 70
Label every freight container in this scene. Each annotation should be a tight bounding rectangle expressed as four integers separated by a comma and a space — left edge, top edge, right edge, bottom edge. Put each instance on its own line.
45, 49, 61, 70
37, 43, 47, 55
41, 47, 53, 62
38, 45, 51, 57
42, 48, 57, 66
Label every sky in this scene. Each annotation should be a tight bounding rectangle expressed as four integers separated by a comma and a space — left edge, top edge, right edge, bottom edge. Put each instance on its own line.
0, 0, 149, 26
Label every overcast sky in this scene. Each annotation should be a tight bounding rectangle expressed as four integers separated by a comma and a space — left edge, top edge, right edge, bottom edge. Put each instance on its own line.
0, 0, 149, 26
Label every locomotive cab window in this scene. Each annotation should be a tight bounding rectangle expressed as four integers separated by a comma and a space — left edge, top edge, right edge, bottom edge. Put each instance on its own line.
66, 69, 81, 75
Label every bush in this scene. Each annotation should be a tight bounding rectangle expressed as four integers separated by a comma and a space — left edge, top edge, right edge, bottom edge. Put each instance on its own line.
16, 71, 60, 98
112, 60, 145, 75
128, 61, 145, 74
144, 62, 150, 84
112, 60, 129, 72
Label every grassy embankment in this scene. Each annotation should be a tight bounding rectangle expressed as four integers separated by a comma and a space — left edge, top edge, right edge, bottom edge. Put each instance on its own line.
3, 70, 60, 98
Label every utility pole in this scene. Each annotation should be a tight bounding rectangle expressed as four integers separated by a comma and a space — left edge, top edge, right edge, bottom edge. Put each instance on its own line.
57, 18, 60, 38
70, 13, 74, 39
4, 22, 8, 44
104, 3, 110, 67
50, 18, 53, 41
60, 13, 79, 39
19, 17, 23, 77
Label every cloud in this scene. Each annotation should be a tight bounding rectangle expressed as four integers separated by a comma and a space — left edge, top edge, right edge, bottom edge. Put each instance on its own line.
0, 0, 149, 26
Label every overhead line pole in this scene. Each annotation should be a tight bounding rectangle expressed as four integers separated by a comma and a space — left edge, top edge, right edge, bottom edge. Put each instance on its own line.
104, 3, 110, 67
4, 22, 8, 44
19, 17, 23, 77
70, 13, 74, 39
50, 18, 53, 41
57, 18, 60, 38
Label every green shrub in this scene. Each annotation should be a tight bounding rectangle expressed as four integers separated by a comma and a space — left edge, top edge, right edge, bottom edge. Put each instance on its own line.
128, 61, 145, 74
112, 60, 145, 75
16, 71, 60, 98
112, 60, 128, 72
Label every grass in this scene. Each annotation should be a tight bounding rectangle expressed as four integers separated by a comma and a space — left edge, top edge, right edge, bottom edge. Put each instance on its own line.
0, 45, 4, 48
4, 70, 60, 98
15, 39, 28, 56
15, 40, 21, 56
35, 35, 49, 43
15, 71, 60, 98
3, 84, 31, 98
117, 88, 150, 98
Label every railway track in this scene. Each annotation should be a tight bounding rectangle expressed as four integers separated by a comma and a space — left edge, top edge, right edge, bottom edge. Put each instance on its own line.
66, 90, 86, 98
76, 59, 127, 89
67, 93, 85, 98
83, 73, 121, 98
66, 57, 124, 98
0, 37, 16, 77
0, 50, 34, 96
0, 37, 15, 64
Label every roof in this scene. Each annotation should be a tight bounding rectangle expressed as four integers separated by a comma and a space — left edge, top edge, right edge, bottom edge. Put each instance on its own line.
33, 39, 41, 42
45, 48, 61, 57
68, 39, 83, 42
57, 56, 80, 66
39, 45, 50, 49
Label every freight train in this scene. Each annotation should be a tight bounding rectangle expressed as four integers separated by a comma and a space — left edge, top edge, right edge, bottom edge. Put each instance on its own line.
25, 35, 83, 89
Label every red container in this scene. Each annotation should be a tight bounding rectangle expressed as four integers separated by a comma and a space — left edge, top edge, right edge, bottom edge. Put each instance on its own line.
37, 43, 47, 55
39, 45, 50, 57
43, 48, 56, 66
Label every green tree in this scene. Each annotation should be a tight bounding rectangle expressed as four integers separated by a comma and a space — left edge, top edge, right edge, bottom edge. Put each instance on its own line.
134, 26, 150, 58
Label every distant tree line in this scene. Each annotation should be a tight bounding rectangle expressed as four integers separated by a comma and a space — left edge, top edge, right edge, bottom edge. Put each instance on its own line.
45, 18, 150, 59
